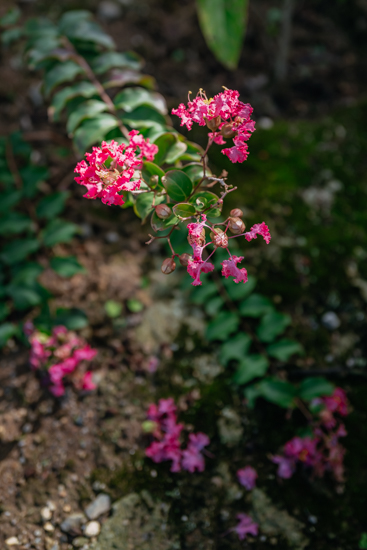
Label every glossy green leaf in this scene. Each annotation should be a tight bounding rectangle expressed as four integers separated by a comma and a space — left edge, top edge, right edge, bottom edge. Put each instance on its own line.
0, 322, 18, 347
133, 191, 160, 220
103, 69, 155, 90
73, 114, 119, 153
251, 378, 297, 408
189, 191, 222, 217
11, 262, 43, 285
196, 0, 248, 70
239, 293, 274, 317
36, 191, 69, 219
59, 10, 115, 49
0, 213, 33, 236
256, 311, 292, 343
206, 311, 239, 341
121, 105, 166, 129
166, 140, 187, 164
49, 82, 99, 121
7, 285, 43, 310
66, 100, 108, 135
181, 162, 208, 183
179, 140, 203, 162
41, 219, 77, 247
267, 339, 304, 361
233, 354, 269, 385
0, 238, 40, 265
152, 133, 177, 165
150, 211, 178, 232
104, 300, 122, 318
142, 162, 165, 189
114, 86, 167, 114
220, 332, 252, 365
50, 256, 86, 277
298, 377, 334, 401
44, 60, 85, 97
163, 170, 193, 202
54, 307, 88, 330
91, 51, 143, 74
172, 203, 196, 219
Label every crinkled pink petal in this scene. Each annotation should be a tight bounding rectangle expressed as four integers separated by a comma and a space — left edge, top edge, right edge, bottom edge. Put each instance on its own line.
187, 259, 214, 286
221, 255, 248, 284
245, 222, 271, 244
81, 371, 97, 391
272, 455, 296, 479
233, 513, 259, 540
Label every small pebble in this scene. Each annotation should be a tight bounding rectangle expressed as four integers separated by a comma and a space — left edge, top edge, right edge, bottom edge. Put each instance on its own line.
5, 537, 20, 546
72, 536, 89, 548
46, 501, 56, 512
85, 493, 111, 520
44, 522, 54, 532
63, 505, 71, 513
321, 311, 340, 330
85, 520, 100, 537
41, 507, 52, 521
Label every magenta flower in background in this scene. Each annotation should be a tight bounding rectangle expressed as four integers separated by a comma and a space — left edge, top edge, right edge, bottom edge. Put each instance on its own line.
237, 466, 258, 490
232, 513, 259, 540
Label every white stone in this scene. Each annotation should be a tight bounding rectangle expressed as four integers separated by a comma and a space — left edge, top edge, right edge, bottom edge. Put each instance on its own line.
44, 522, 55, 532
41, 507, 52, 521
85, 521, 100, 537
5, 537, 20, 546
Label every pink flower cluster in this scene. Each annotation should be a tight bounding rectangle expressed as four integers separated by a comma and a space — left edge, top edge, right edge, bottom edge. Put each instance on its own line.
74, 130, 158, 206
272, 388, 349, 483
26, 323, 97, 397
172, 88, 255, 163
237, 466, 258, 490
145, 398, 210, 473
232, 514, 259, 541
186, 215, 271, 286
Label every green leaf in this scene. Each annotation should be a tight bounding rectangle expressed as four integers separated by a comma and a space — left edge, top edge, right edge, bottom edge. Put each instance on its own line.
73, 114, 119, 153
220, 332, 252, 365
59, 10, 115, 49
133, 191, 157, 220
196, 0, 248, 70
7, 285, 43, 310
181, 162, 211, 183
359, 533, 367, 550
179, 140, 203, 162
256, 311, 292, 343
41, 219, 77, 247
0, 213, 33, 236
1, 27, 22, 46
54, 307, 88, 330
11, 262, 43, 285
239, 293, 274, 317
19, 165, 49, 198
114, 86, 167, 114
0, 303, 10, 322
105, 300, 123, 318
121, 105, 166, 129
267, 339, 304, 361
0, 238, 40, 265
150, 211, 178, 232
91, 51, 143, 74
172, 203, 196, 219
189, 191, 222, 217
142, 162, 165, 189
49, 82, 99, 121
233, 354, 269, 385
0, 323, 18, 347
152, 133, 177, 165
298, 377, 334, 401
205, 295, 224, 317
165, 140, 187, 164
66, 100, 108, 135
36, 191, 69, 219
255, 378, 297, 408
163, 170, 193, 202
190, 283, 217, 304
0, 7, 21, 26
127, 298, 144, 313
206, 311, 239, 341
103, 69, 155, 90
50, 256, 86, 277
224, 274, 256, 301
44, 60, 85, 97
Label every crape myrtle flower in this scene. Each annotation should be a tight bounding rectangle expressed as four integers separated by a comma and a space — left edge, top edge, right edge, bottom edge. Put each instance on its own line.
237, 466, 258, 490
232, 513, 259, 541
74, 130, 158, 206
185, 215, 271, 286
26, 323, 97, 397
145, 398, 210, 473
172, 88, 255, 164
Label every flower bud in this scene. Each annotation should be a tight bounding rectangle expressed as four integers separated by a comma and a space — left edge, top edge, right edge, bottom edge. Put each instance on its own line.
228, 217, 245, 234
155, 204, 172, 219
210, 227, 228, 248
161, 258, 176, 274
206, 116, 221, 131
220, 122, 236, 139
230, 208, 243, 218
179, 253, 191, 267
